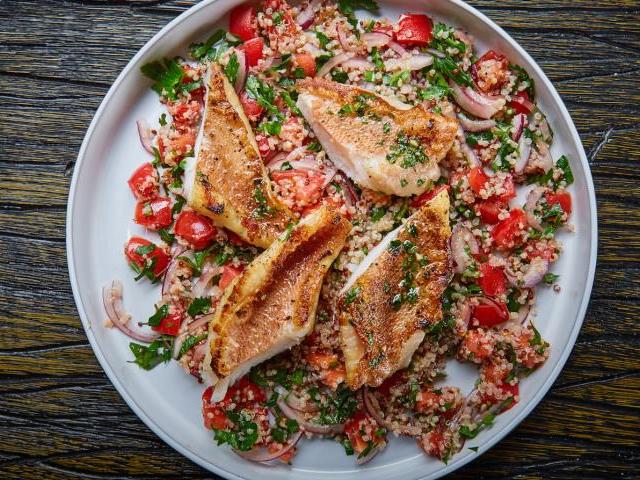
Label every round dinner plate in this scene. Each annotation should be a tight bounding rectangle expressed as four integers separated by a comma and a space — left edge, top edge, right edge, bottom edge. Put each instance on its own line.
66, 0, 597, 478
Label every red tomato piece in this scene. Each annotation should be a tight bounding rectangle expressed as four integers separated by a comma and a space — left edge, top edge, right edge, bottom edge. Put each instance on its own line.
471, 50, 510, 94
124, 237, 170, 277
239, 90, 264, 121
395, 14, 433, 46
472, 299, 509, 328
376, 370, 405, 397
293, 53, 316, 77
476, 200, 503, 224
271, 169, 325, 206
508, 91, 535, 115
545, 190, 572, 216
168, 100, 201, 131
134, 197, 173, 230
494, 174, 516, 203
238, 37, 264, 67
174, 211, 217, 250
219, 264, 244, 290
152, 307, 183, 336
344, 412, 371, 454
229, 4, 258, 41
411, 184, 450, 208
228, 377, 266, 404
468, 167, 489, 195
478, 264, 506, 296
491, 208, 526, 249
128, 163, 158, 200
462, 329, 493, 360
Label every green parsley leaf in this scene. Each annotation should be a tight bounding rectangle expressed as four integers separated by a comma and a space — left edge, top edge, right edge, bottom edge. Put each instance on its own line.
129, 339, 172, 370
224, 52, 240, 84
556, 155, 574, 185
189, 29, 226, 60
178, 333, 207, 358
433, 56, 473, 87
188, 297, 212, 317
141, 58, 185, 100
344, 286, 361, 305
543, 272, 559, 285
370, 205, 387, 222
147, 304, 169, 327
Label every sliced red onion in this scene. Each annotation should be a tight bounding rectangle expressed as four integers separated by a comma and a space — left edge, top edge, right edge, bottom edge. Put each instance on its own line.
266, 152, 287, 169
356, 442, 385, 465
342, 57, 375, 70
459, 300, 472, 326
457, 113, 496, 132
296, 0, 320, 29
538, 115, 553, 143
333, 172, 358, 207
517, 302, 531, 324
302, 42, 324, 57
510, 94, 534, 114
451, 224, 479, 274
191, 264, 220, 298
136, 120, 154, 154
425, 48, 446, 58
102, 280, 160, 343
188, 313, 215, 333
450, 81, 505, 119
384, 54, 433, 71
337, 23, 357, 52
457, 126, 481, 167
388, 41, 409, 58
234, 49, 247, 94
161, 246, 187, 297
234, 430, 302, 462
511, 113, 527, 141
362, 32, 391, 49
535, 139, 553, 172
515, 134, 532, 174
275, 386, 320, 413
524, 186, 545, 231
317, 52, 355, 78
258, 56, 278, 71
363, 388, 387, 427
505, 257, 549, 288
277, 398, 344, 434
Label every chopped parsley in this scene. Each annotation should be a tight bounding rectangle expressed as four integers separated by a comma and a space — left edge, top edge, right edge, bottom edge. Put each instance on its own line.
187, 297, 211, 317
141, 58, 193, 101
433, 55, 473, 87
189, 29, 227, 60
543, 272, 559, 285
147, 304, 169, 327
177, 334, 207, 359
386, 132, 429, 169
224, 52, 240, 85
315, 29, 330, 50
430, 23, 467, 54
214, 410, 259, 451
331, 69, 349, 83
344, 286, 361, 305
252, 178, 276, 218
129, 338, 172, 370
370, 205, 387, 222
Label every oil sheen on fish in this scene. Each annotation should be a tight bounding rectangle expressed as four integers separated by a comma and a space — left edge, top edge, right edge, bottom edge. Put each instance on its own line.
338, 190, 453, 389
296, 78, 458, 197
184, 64, 294, 249
202, 205, 351, 401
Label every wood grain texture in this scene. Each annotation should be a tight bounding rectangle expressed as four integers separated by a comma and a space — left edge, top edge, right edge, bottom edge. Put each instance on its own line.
0, 0, 638, 479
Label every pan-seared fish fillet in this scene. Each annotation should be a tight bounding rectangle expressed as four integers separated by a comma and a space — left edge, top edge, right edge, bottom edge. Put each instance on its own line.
184, 65, 293, 249
296, 79, 458, 197
338, 190, 452, 389
202, 205, 351, 401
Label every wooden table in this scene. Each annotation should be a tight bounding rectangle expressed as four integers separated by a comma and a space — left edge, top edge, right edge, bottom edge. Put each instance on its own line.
1, 1, 638, 478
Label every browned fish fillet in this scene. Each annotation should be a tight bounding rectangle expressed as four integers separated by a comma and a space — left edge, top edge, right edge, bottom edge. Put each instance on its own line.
185, 64, 293, 249
203, 205, 351, 401
338, 189, 452, 389
296, 79, 458, 196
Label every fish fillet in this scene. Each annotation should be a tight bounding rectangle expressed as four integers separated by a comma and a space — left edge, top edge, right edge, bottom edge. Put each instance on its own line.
296, 79, 458, 196
338, 189, 452, 389
202, 205, 351, 401
184, 64, 293, 249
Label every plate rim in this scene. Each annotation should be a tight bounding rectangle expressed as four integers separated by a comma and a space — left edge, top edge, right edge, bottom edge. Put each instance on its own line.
66, 0, 598, 478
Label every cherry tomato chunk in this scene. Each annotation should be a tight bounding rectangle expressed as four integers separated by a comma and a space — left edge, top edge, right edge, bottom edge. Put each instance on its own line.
478, 264, 506, 296
124, 237, 170, 278
128, 163, 158, 200
134, 196, 173, 230
472, 300, 509, 327
468, 167, 489, 195
396, 14, 433, 46
174, 211, 217, 250
229, 4, 258, 41
508, 91, 535, 115
238, 37, 264, 67
476, 200, 503, 224
240, 90, 264, 121
491, 208, 526, 249
545, 190, 572, 216
219, 264, 244, 289
411, 184, 450, 208
293, 53, 316, 77
152, 308, 183, 336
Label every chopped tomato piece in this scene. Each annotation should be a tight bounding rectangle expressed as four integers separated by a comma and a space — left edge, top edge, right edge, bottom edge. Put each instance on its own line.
491, 208, 526, 249
293, 53, 316, 77
344, 411, 385, 455
478, 264, 506, 296
462, 329, 493, 360
202, 404, 227, 430
168, 100, 201, 131
420, 428, 446, 459
495, 174, 516, 203
271, 169, 325, 207
471, 50, 510, 94
219, 264, 244, 289
152, 307, 183, 336
527, 241, 557, 261
128, 163, 158, 200
229, 3, 258, 41
238, 37, 264, 67
508, 91, 535, 115
480, 363, 520, 408
411, 184, 450, 208
395, 14, 433, 46
468, 167, 489, 195
134, 196, 173, 230
322, 365, 346, 389
476, 200, 504, 224
124, 237, 170, 277
545, 190, 572, 216
174, 211, 217, 250
168, 130, 197, 157
228, 377, 266, 404
240, 90, 264, 121
306, 351, 339, 370
376, 370, 405, 397
472, 299, 509, 328
415, 390, 441, 413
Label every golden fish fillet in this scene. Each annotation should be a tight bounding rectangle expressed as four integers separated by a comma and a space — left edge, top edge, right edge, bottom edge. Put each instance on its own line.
184, 64, 293, 249
202, 205, 351, 401
338, 189, 452, 389
296, 79, 458, 196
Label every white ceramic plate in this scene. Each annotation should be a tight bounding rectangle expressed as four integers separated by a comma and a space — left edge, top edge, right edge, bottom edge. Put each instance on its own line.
66, 0, 597, 478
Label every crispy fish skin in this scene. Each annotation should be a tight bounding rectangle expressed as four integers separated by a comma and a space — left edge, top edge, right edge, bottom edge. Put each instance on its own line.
203, 205, 351, 401
339, 190, 452, 389
296, 79, 458, 196
187, 65, 293, 249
